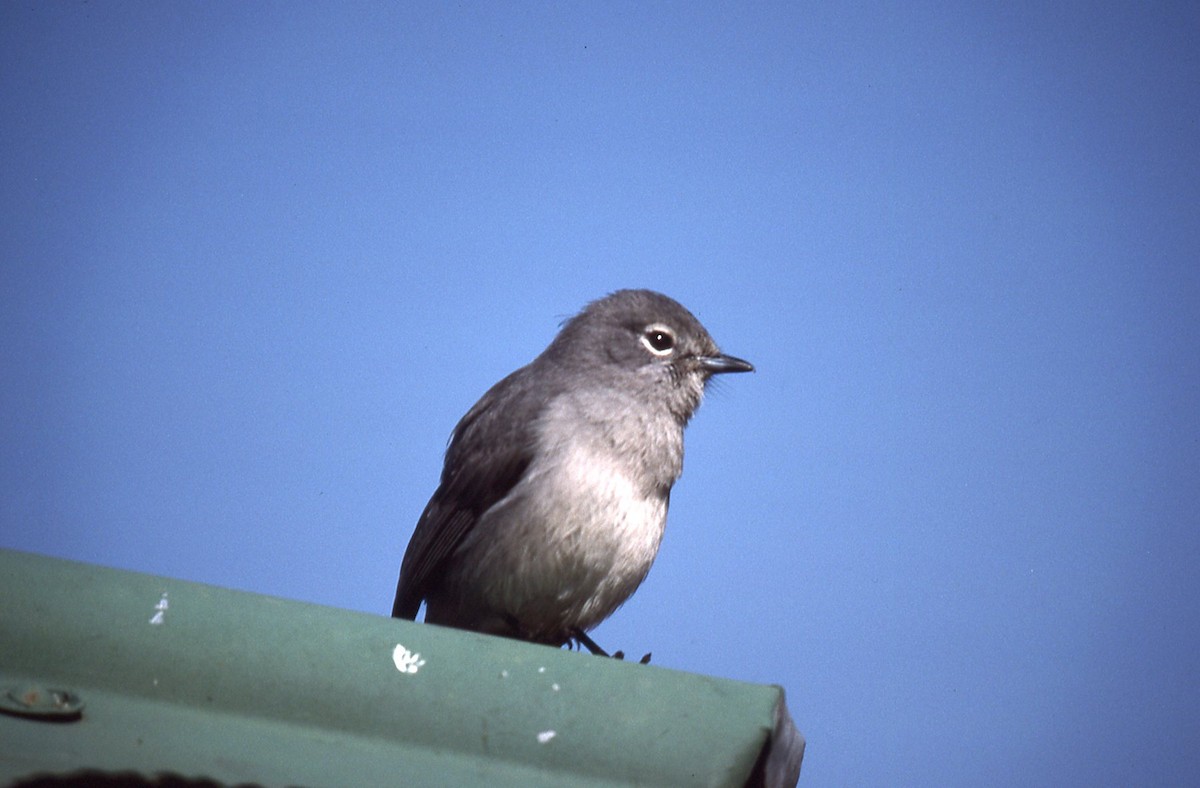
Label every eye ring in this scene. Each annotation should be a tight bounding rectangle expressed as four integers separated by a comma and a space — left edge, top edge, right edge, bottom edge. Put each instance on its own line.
640, 324, 676, 356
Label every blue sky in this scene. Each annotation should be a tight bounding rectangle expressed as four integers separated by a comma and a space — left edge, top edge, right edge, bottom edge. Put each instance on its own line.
2, 3, 1198, 784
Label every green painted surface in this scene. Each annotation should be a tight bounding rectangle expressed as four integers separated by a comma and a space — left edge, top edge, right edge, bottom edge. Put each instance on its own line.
0, 549, 799, 786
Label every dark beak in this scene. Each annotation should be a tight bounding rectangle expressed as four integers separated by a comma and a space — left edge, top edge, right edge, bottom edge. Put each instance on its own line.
698, 353, 754, 375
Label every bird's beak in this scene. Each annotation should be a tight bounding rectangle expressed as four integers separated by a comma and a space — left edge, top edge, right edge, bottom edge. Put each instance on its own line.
698, 353, 754, 375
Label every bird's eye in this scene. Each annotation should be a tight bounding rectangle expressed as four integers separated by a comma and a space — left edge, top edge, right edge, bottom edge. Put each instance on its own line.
640, 325, 676, 356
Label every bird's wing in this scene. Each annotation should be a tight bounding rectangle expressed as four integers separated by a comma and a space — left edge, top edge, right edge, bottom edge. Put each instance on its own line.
391, 370, 540, 619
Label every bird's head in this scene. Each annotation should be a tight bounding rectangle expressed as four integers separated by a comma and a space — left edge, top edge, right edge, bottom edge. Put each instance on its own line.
544, 289, 753, 424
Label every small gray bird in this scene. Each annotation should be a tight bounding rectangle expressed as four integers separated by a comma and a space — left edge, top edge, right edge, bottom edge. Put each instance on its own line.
391, 289, 752, 656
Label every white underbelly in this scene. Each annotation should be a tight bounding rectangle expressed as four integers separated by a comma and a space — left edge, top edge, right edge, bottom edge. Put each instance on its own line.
465, 446, 669, 634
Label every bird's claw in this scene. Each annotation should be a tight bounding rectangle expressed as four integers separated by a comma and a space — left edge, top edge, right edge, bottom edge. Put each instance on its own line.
569, 629, 650, 663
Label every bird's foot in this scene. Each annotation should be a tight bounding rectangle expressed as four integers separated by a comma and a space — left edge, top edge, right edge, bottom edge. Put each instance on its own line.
569, 628, 651, 663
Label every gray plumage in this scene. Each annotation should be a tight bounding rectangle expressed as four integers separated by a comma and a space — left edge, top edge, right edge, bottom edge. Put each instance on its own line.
391, 289, 752, 649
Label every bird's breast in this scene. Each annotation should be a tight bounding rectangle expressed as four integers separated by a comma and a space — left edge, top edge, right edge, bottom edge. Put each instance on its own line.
533, 441, 668, 563
451, 395, 681, 637
481, 444, 666, 635
523, 388, 682, 576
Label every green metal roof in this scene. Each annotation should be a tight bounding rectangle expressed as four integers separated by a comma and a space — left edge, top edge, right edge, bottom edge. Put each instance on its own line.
0, 549, 803, 786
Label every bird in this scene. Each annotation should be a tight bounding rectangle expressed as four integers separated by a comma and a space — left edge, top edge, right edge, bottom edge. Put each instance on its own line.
391, 289, 752, 658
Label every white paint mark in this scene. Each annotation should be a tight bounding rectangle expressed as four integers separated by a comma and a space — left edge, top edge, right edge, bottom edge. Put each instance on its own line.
537, 666, 546, 674
537, 730, 556, 744
149, 593, 169, 625
551, 683, 560, 692
392, 643, 427, 674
